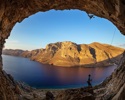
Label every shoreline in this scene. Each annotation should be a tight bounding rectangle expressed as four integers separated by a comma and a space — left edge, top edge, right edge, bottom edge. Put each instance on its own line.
2, 54, 117, 68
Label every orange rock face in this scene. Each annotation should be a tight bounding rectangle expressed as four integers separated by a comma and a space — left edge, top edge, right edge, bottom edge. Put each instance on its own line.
3, 42, 124, 67
31, 42, 124, 67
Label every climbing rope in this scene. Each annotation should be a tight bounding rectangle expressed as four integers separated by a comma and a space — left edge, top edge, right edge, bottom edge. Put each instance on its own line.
108, 28, 117, 65
110, 28, 116, 45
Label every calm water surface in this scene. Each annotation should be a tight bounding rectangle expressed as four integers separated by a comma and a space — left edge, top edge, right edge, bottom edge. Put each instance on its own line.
2, 55, 117, 89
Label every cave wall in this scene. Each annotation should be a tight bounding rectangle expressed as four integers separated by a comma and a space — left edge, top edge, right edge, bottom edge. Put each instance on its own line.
0, 0, 125, 99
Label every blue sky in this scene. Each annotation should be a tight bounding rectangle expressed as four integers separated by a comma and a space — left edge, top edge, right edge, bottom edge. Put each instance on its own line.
5, 10, 125, 50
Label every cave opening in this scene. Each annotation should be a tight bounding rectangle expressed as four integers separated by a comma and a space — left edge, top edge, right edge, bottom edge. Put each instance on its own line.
1, 1, 125, 99
2, 9, 125, 89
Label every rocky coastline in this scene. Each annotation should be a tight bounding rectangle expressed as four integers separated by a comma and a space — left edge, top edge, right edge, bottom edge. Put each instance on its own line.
3, 42, 124, 67
3, 70, 96, 100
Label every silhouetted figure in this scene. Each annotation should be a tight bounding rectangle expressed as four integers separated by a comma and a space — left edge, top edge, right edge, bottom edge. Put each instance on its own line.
87, 14, 94, 19
87, 74, 92, 87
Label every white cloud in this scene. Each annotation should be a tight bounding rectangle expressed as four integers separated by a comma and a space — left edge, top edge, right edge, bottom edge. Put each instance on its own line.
4, 40, 20, 49
5, 40, 19, 44
117, 44, 125, 48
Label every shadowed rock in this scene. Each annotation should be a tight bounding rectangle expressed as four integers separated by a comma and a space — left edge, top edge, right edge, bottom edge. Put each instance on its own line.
3, 42, 124, 67
55, 87, 95, 100
0, 0, 125, 99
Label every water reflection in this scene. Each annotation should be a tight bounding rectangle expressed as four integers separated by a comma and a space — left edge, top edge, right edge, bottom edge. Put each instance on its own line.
3, 55, 116, 89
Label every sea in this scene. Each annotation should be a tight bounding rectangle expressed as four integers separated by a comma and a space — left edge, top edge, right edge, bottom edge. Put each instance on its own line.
2, 55, 117, 89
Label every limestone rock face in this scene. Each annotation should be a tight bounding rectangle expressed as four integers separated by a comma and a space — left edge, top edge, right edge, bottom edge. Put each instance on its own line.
2, 49, 41, 58
55, 87, 95, 100
3, 42, 124, 67
2, 49, 24, 56
0, 71, 18, 100
31, 42, 124, 67
94, 51, 125, 100
21, 49, 40, 58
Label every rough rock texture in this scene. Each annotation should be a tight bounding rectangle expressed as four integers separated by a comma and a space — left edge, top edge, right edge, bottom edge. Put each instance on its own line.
0, 0, 125, 100
31, 42, 124, 67
90, 51, 125, 100
2, 49, 24, 56
2, 49, 41, 58
3, 42, 124, 67
0, 70, 19, 100
103, 52, 125, 100
55, 87, 95, 100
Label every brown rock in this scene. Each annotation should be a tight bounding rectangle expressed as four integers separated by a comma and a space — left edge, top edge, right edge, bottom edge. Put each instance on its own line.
3, 42, 124, 67
46, 91, 54, 100
0, 0, 125, 99
31, 42, 124, 67
55, 88, 95, 100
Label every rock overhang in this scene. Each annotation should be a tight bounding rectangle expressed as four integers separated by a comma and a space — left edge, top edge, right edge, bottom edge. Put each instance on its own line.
0, 0, 125, 100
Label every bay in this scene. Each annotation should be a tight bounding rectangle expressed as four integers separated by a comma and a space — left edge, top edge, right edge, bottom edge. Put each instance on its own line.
2, 55, 116, 89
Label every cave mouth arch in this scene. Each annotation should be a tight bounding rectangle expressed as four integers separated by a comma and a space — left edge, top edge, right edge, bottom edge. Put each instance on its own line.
4, 9, 125, 51
2, 9, 125, 89
1, 1, 125, 99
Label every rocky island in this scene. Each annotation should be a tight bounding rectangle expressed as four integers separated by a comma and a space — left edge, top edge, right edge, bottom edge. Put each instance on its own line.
3, 42, 124, 67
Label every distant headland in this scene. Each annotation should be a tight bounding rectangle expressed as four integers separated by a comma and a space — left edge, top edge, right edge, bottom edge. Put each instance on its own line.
3, 41, 124, 67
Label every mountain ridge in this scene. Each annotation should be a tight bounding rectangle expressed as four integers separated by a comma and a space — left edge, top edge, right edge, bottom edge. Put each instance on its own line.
3, 41, 124, 67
